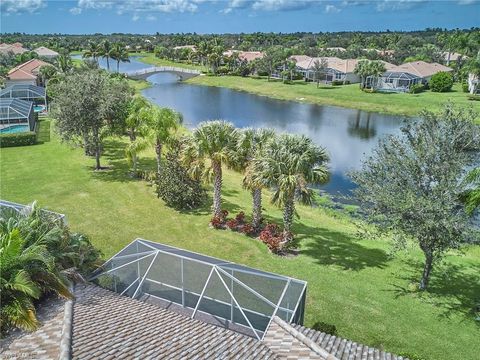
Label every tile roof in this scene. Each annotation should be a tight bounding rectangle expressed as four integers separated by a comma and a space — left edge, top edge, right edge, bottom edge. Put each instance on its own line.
389, 61, 453, 78
34, 46, 59, 57
224, 50, 265, 62
71, 284, 277, 359
0, 43, 29, 55
7, 59, 50, 80
296, 57, 396, 74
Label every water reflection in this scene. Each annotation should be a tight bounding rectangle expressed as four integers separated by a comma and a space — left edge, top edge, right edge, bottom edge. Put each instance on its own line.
85, 56, 407, 197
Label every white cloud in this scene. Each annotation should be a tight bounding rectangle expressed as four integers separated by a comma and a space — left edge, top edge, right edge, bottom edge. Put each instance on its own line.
69, 0, 200, 16
375, 0, 427, 12
132, 13, 140, 21
146, 14, 157, 20
457, 0, 478, 4
69, 7, 82, 15
325, 4, 341, 13
251, 0, 312, 11
0, 0, 45, 14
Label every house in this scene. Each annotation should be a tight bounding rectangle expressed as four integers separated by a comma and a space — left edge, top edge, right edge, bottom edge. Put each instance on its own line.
5, 59, 50, 87
294, 56, 396, 84
323, 47, 347, 52
223, 50, 265, 63
370, 61, 453, 92
442, 51, 465, 64
468, 73, 479, 94
0, 43, 29, 55
34, 46, 59, 59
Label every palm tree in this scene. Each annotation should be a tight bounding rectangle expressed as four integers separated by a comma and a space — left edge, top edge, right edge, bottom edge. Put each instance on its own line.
83, 41, 101, 63
311, 58, 328, 87
56, 53, 73, 74
182, 121, 238, 218
0, 227, 72, 331
354, 60, 386, 89
112, 43, 130, 72
141, 107, 183, 176
251, 134, 329, 244
125, 96, 151, 173
99, 40, 114, 71
236, 128, 276, 230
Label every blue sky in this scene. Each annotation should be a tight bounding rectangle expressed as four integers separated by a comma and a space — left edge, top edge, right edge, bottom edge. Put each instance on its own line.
1, 0, 479, 34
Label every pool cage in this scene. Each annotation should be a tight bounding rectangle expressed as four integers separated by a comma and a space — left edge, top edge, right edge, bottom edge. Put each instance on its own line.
0, 84, 47, 107
0, 98, 35, 131
91, 238, 307, 340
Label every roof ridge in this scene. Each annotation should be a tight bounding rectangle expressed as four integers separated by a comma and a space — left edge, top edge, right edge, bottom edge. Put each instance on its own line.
269, 316, 339, 360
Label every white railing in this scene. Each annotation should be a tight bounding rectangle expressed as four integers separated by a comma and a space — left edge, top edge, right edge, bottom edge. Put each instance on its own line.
125, 66, 201, 77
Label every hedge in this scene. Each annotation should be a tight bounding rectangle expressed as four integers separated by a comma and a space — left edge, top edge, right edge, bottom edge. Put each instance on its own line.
0, 131, 37, 148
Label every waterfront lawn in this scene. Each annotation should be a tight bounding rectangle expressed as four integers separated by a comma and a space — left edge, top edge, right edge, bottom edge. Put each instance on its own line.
1, 120, 479, 360
186, 75, 480, 117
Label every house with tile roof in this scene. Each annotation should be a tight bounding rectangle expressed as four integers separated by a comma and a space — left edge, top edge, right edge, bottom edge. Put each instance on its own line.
5, 59, 50, 87
34, 46, 59, 59
0, 284, 409, 360
293, 55, 396, 84
370, 61, 453, 92
224, 50, 265, 63
0, 43, 29, 56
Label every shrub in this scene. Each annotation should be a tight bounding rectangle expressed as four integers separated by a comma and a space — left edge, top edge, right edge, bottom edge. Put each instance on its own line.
462, 82, 469, 93
0, 131, 36, 148
331, 80, 351, 86
226, 218, 239, 230
429, 71, 453, 92
409, 84, 425, 94
241, 223, 256, 236
468, 94, 480, 101
235, 211, 246, 224
210, 210, 229, 229
156, 149, 206, 210
259, 223, 283, 253
398, 353, 429, 360
311, 321, 338, 336
0, 203, 101, 333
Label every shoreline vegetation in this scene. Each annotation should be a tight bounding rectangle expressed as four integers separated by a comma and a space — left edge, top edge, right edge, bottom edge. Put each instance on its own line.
132, 53, 479, 117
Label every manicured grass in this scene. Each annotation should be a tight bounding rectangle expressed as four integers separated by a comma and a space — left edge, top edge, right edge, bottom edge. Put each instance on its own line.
1, 119, 479, 360
185, 76, 480, 117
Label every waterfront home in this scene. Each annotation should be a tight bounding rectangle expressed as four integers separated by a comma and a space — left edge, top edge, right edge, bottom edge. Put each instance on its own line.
369, 61, 453, 92
34, 46, 59, 59
0, 42, 29, 55
5, 59, 50, 87
295, 56, 396, 84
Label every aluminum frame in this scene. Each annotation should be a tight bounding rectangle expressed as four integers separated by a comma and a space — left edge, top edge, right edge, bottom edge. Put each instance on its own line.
91, 238, 307, 339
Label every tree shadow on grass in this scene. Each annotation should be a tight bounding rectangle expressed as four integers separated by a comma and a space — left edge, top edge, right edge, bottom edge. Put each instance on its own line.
91, 139, 157, 183
297, 222, 390, 271
389, 258, 480, 324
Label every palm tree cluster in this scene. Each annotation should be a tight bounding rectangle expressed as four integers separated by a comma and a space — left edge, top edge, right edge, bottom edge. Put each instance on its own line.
0, 204, 101, 333
83, 40, 130, 72
354, 60, 387, 89
182, 121, 330, 248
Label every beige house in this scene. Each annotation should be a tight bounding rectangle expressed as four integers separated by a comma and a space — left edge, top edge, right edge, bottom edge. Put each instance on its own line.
0, 43, 29, 55
223, 50, 265, 62
34, 46, 59, 59
294, 55, 395, 84
371, 61, 453, 92
6, 59, 50, 87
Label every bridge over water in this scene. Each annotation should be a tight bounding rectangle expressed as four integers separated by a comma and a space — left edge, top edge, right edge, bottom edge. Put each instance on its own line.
125, 66, 201, 81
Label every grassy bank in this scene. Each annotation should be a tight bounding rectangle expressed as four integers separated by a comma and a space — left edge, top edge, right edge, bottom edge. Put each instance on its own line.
1, 119, 479, 360
135, 52, 205, 71
186, 76, 479, 117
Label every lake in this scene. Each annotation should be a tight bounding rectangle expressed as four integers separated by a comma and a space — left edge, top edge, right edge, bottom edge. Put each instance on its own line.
81, 55, 406, 199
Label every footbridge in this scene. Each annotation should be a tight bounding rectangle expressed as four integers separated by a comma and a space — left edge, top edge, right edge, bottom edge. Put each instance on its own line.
125, 66, 201, 81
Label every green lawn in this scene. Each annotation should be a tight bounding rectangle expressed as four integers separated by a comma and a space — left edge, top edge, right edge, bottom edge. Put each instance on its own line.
135, 53, 206, 71
1, 119, 479, 360
185, 76, 480, 117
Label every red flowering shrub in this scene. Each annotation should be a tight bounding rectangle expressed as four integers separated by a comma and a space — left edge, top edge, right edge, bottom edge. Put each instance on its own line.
211, 216, 225, 229
235, 212, 246, 224
259, 223, 283, 253
226, 218, 239, 230
241, 223, 256, 236
221, 209, 229, 218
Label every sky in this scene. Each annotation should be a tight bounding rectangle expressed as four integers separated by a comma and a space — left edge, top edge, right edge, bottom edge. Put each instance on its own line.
1, 0, 479, 34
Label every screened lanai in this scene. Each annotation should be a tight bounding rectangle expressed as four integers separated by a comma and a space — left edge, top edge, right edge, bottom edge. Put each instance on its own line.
91, 238, 307, 340
367, 71, 421, 92
0, 98, 35, 130
0, 84, 47, 106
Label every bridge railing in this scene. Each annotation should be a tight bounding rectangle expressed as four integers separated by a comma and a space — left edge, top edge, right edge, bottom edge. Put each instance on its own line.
125, 66, 201, 77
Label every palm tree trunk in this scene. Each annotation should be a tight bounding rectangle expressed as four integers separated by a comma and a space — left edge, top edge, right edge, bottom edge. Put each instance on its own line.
419, 250, 434, 290
252, 188, 262, 230
282, 195, 295, 244
155, 141, 162, 176
117, 61, 120, 72
106, 57, 110, 70
212, 160, 223, 217
93, 128, 101, 170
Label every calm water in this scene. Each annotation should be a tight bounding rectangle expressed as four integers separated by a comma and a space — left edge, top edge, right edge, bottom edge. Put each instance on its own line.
87, 56, 406, 198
